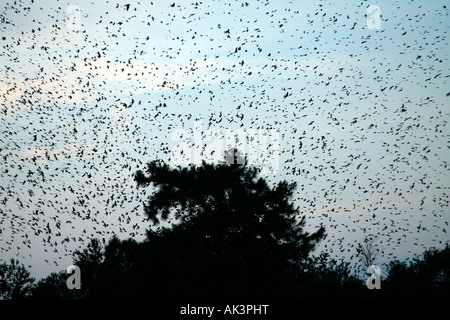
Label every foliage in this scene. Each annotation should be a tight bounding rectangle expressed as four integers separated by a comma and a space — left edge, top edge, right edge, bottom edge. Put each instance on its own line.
293, 252, 365, 298
32, 270, 83, 300
384, 244, 450, 298
133, 159, 326, 298
356, 237, 380, 271
2, 159, 449, 300
0, 259, 35, 300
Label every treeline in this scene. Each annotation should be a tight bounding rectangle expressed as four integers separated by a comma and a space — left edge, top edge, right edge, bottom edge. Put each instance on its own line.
1, 160, 449, 300
1, 243, 449, 300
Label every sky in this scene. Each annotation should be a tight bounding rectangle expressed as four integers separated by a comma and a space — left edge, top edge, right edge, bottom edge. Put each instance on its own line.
0, 0, 449, 281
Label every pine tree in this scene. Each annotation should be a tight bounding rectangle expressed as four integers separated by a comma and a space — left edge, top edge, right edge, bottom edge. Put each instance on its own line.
134, 157, 325, 298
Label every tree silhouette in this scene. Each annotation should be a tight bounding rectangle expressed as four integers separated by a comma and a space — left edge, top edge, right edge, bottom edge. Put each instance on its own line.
356, 236, 381, 277
134, 157, 325, 298
68, 238, 104, 299
296, 252, 364, 298
15, 155, 448, 300
67, 236, 141, 299
0, 259, 35, 300
384, 244, 450, 298
32, 270, 82, 300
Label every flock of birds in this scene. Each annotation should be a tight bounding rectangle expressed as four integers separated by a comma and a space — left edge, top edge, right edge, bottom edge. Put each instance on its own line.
0, 0, 449, 280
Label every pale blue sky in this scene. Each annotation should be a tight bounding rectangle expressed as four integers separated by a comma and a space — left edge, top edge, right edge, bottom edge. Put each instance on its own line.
1, 0, 449, 280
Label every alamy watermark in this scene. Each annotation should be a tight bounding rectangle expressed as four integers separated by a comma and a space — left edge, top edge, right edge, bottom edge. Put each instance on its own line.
66, 5, 81, 31
366, 5, 381, 30
170, 121, 280, 175
66, 265, 81, 289
366, 265, 381, 289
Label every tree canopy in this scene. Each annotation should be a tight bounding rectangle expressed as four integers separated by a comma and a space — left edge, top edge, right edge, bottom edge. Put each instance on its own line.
0, 259, 35, 300
1, 159, 449, 300
132, 159, 325, 298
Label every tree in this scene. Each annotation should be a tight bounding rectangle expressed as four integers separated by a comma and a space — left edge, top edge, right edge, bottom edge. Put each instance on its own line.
29, 156, 327, 299
356, 236, 380, 276
71, 238, 105, 298
65, 236, 143, 299
296, 252, 365, 298
134, 157, 325, 298
0, 259, 35, 300
384, 244, 450, 298
32, 270, 82, 300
